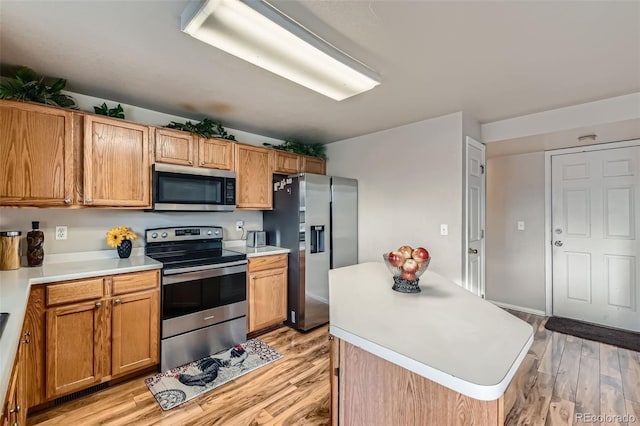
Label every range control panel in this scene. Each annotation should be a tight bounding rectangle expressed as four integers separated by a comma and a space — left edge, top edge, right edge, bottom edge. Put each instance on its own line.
145, 226, 222, 242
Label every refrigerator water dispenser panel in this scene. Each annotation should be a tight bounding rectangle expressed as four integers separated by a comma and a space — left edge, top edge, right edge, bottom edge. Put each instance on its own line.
310, 225, 325, 253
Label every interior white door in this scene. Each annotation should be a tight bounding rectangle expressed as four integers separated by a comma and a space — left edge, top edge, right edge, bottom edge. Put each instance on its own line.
465, 137, 486, 297
552, 146, 640, 331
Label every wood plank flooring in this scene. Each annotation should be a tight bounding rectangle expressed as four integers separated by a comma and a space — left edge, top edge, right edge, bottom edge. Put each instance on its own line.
27, 311, 640, 425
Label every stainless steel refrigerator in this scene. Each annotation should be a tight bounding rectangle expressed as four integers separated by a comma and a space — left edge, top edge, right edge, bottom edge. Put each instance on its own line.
264, 173, 358, 331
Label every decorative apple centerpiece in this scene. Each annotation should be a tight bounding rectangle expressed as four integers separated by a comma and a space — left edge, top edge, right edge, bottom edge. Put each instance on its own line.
383, 245, 431, 293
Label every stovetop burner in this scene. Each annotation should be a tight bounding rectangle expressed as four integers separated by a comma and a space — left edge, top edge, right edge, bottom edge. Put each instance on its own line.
144, 226, 246, 270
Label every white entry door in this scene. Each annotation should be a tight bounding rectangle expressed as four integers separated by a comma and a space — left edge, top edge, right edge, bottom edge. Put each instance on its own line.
465, 137, 486, 297
552, 145, 640, 331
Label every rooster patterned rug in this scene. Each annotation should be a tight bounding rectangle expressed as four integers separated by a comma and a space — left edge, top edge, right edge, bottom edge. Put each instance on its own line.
145, 339, 283, 410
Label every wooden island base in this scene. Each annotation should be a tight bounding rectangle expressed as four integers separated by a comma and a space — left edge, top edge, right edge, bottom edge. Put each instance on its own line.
331, 337, 504, 426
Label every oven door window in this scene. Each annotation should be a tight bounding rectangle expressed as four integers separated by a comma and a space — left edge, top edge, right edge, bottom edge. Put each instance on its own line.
156, 171, 223, 204
162, 271, 246, 320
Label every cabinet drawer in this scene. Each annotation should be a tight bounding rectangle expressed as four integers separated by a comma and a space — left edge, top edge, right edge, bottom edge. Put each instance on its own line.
248, 254, 288, 273
112, 270, 159, 295
46, 278, 104, 306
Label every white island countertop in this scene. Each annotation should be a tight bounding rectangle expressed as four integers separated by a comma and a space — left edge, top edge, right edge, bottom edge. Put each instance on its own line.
329, 262, 533, 401
0, 255, 162, 416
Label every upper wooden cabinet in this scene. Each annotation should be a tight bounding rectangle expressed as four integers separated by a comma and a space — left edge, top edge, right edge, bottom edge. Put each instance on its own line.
273, 151, 300, 175
198, 137, 234, 170
0, 100, 74, 206
83, 115, 150, 207
154, 128, 234, 170
235, 144, 273, 209
154, 128, 195, 166
301, 155, 326, 175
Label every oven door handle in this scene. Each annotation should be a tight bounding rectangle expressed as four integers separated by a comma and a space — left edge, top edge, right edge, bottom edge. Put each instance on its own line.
162, 262, 247, 285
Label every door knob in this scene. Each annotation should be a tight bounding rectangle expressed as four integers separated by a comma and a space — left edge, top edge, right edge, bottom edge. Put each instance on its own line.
468, 248, 478, 254
554, 241, 563, 247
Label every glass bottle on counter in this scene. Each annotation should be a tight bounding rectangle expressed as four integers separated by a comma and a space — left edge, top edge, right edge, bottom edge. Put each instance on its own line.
27, 221, 44, 267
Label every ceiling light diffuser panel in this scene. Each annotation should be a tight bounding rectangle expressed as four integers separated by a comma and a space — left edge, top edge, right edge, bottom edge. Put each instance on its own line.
181, 0, 381, 101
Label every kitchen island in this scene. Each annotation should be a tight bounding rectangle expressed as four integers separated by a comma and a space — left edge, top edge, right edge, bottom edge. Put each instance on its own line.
329, 262, 533, 425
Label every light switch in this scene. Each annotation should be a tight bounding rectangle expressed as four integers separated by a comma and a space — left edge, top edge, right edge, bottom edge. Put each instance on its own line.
440, 224, 448, 236
517, 221, 525, 231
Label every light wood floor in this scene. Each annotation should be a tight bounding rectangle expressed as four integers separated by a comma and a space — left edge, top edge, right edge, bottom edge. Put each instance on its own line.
27, 312, 640, 426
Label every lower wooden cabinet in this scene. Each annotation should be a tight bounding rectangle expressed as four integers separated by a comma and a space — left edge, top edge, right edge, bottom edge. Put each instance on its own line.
111, 289, 159, 376
46, 299, 105, 399
21, 269, 160, 406
247, 254, 288, 333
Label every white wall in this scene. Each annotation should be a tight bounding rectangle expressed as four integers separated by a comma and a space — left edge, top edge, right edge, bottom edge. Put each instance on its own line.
326, 112, 465, 284
67, 91, 284, 147
0, 208, 262, 255
485, 151, 546, 311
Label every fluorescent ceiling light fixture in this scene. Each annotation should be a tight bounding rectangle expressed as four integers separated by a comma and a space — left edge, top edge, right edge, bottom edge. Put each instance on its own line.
181, 0, 381, 101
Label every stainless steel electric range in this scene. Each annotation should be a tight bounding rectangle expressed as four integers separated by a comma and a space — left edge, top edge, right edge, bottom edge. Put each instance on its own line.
145, 226, 247, 372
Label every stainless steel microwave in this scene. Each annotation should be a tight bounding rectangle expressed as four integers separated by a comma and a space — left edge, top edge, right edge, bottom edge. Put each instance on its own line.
151, 163, 236, 211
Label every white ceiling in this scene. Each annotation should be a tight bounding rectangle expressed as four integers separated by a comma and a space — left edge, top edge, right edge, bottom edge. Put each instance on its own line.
0, 1, 639, 144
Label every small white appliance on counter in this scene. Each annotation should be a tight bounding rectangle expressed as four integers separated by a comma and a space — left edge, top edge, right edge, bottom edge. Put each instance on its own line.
246, 231, 266, 248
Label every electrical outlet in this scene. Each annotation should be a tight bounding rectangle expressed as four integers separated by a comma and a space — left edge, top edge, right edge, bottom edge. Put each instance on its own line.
235, 220, 244, 231
517, 221, 525, 231
55, 226, 67, 240
440, 224, 448, 236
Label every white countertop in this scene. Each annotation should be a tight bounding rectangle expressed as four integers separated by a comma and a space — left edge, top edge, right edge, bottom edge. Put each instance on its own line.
329, 262, 533, 401
0, 255, 162, 415
223, 241, 290, 258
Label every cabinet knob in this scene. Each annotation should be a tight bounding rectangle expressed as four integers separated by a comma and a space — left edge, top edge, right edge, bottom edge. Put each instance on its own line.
86, 198, 93, 204
9, 405, 20, 413
64, 198, 72, 204
22, 338, 30, 344
188, 160, 193, 165
114, 299, 121, 305
95, 301, 102, 308
24, 331, 31, 337
200, 161, 205, 166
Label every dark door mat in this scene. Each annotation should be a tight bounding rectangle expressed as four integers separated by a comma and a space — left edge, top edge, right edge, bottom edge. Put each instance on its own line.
545, 316, 640, 352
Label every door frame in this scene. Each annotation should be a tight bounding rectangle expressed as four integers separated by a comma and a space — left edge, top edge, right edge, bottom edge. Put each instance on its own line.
463, 136, 486, 297
544, 138, 640, 315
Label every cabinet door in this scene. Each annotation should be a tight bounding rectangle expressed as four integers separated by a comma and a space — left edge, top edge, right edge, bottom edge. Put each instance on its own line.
46, 300, 105, 399
0, 100, 74, 206
1, 359, 18, 426
235, 144, 273, 209
111, 289, 159, 376
155, 128, 195, 166
273, 151, 300, 175
248, 267, 287, 332
22, 287, 45, 409
198, 138, 234, 170
301, 156, 326, 175
84, 115, 150, 207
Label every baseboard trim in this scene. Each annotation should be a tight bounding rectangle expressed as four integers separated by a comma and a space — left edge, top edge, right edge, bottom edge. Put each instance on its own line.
488, 300, 546, 317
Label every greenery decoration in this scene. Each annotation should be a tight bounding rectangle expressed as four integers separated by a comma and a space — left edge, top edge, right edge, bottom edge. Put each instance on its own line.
165, 118, 236, 140
0, 66, 78, 109
263, 139, 327, 160
94, 102, 125, 119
